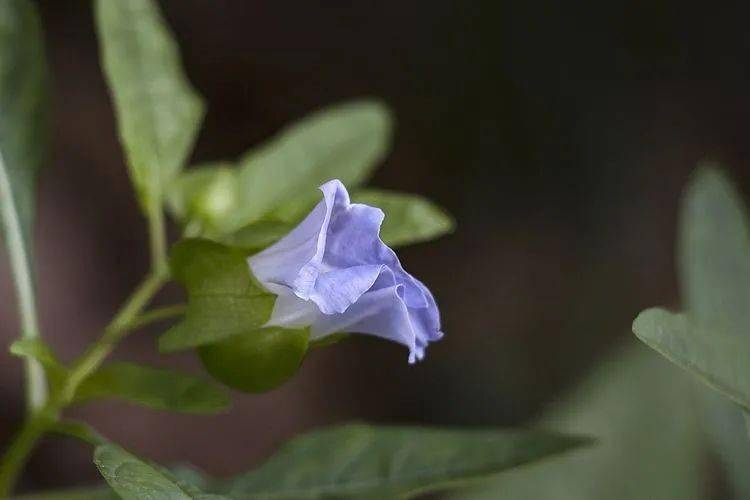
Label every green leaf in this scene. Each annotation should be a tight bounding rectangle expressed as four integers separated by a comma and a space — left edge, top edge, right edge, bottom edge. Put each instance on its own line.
167, 100, 392, 235
159, 239, 275, 351
75, 362, 230, 414
633, 308, 750, 410
95, 0, 204, 210
678, 165, 750, 347
224, 220, 295, 250
226, 424, 591, 499
0, 0, 50, 409
9, 338, 66, 391
12, 487, 117, 499
94, 443, 229, 500
632, 166, 750, 409
9, 338, 63, 374
352, 189, 454, 247
451, 344, 705, 500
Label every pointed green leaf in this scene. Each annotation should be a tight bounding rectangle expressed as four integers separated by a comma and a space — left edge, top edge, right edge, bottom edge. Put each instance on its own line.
9, 338, 66, 391
352, 189, 454, 247
166, 100, 392, 235
95, 0, 204, 209
75, 362, 230, 414
226, 424, 591, 499
633, 307, 750, 410
452, 345, 705, 500
0, 0, 50, 409
94, 443, 229, 500
159, 239, 275, 351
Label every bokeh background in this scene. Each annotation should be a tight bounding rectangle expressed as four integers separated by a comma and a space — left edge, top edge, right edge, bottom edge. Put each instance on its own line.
3, 0, 750, 494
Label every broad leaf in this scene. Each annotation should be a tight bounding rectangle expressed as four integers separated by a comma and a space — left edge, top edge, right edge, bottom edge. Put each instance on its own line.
94, 443, 228, 500
166, 100, 392, 235
632, 168, 750, 409
95, 0, 204, 209
159, 239, 275, 351
75, 362, 230, 414
352, 189, 454, 247
452, 345, 705, 500
633, 308, 750, 410
0, 0, 50, 407
226, 424, 590, 499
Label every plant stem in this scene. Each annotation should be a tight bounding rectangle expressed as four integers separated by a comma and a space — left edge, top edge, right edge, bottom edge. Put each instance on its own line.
0, 200, 171, 495
148, 200, 168, 276
62, 270, 168, 402
0, 412, 52, 495
0, 270, 168, 496
0, 150, 47, 414
124, 304, 186, 332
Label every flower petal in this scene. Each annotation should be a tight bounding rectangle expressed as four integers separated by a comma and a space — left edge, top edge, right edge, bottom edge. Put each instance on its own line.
248, 179, 443, 361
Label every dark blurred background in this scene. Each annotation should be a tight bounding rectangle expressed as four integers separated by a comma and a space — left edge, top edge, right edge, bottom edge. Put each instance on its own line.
3, 0, 750, 492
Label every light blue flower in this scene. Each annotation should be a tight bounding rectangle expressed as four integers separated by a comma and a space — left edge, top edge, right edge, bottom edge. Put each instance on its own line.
248, 180, 443, 362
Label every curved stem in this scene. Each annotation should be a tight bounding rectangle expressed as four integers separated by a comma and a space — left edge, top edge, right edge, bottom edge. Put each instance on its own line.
0, 270, 168, 496
62, 270, 168, 402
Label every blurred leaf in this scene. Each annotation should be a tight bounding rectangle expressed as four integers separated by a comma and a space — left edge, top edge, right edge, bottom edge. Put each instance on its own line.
0, 0, 49, 248
9, 338, 63, 375
633, 308, 750, 409
94, 443, 229, 499
225, 220, 295, 250
452, 344, 705, 500
9, 338, 66, 390
167, 100, 392, 235
699, 389, 750, 498
0, 0, 50, 407
633, 167, 750, 407
95, 0, 204, 210
75, 362, 230, 414
352, 189, 454, 247
675, 165, 750, 496
678, 165, 750, 334
12, 487, 117, 499
226, 423, 590, 499
159, 239, 274, 351
13, 466, 217, 500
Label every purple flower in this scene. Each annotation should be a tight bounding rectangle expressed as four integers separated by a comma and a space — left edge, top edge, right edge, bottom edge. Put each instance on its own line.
248, 180, 443, 362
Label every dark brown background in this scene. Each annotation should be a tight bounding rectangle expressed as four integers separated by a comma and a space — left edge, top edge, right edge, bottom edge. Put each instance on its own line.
3, 0, 750, 492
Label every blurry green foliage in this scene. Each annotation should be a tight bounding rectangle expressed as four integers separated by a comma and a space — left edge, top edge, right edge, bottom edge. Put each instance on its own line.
74, 362, 230, 414
451, 344, 706, 500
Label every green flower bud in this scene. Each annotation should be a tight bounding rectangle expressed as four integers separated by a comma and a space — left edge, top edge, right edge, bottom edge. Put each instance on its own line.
198, 327, 308, 393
